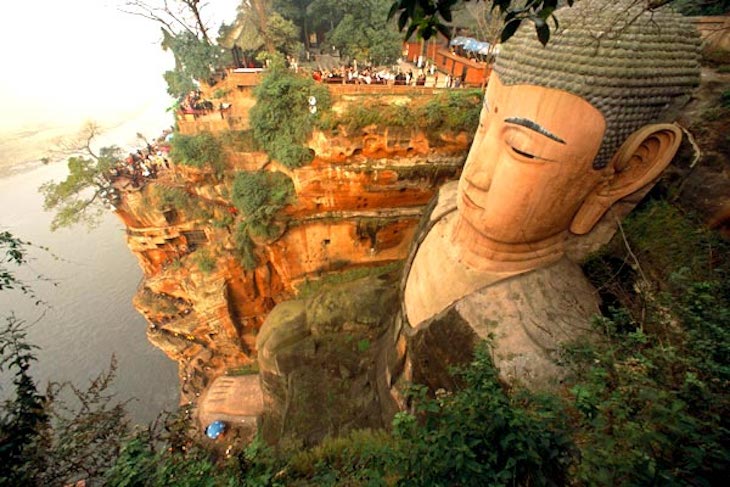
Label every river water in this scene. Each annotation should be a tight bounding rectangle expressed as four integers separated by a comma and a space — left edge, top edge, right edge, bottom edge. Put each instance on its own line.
0, 108, 179, 425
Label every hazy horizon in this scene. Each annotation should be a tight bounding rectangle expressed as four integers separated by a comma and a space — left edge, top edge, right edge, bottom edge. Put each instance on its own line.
0, 0, 239, 168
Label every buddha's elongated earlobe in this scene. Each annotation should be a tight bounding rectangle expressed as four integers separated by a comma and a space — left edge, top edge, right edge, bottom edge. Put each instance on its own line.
571, 124, 683, 235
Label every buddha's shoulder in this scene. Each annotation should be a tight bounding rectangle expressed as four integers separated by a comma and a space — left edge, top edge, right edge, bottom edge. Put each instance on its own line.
411, 181, 458, 245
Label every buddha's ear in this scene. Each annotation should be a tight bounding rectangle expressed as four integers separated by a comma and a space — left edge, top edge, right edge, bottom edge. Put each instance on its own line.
571, 123, 682, 235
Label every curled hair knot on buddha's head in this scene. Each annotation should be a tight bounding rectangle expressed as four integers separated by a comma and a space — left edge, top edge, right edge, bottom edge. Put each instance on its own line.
494, 0, 700, 169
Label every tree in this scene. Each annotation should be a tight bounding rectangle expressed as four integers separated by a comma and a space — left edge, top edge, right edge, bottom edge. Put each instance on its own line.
121, 0, 214, 43
39, 123, 120, 231
220, 0, 302, 58
38, 359, 130, 485
388, 0, 572, 45
267, 12, 302, 58
162, 30, 227, 97
0, 317, 131, 485
461, 1, 505, 46
305, 0, 348, 34
249, 57, 331, 168
327, 0, 402, 65
274, 0, 316, 48
123, 1, 234, 97
0, 316, 49, 486
387, 0, 689, 45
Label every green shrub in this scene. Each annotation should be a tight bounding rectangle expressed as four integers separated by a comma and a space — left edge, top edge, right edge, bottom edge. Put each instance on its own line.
419, 89, 483, 134
194, 249, 216, 274
573, 199, 730, 485
563, 307, 729, 485
211, 213, 234, 229
249, 62, 331, 169
320, 89, 483, 137
234, 222, 258, 270
154, 186, 210, 221
169, 132, 225, 175
230, 170, 294, 270
393, 344, 574, 486
339, 103, 387, 131
154, 186, 189, 211
231, 170, 293, 223
283, 429, 399, 485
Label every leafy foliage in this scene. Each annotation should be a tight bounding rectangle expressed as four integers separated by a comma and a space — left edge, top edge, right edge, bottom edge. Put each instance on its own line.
327, 0, 403, 65
104, 409, 240, 487
0, 232, 36, 298
231, 170, 294, 269
393, 345, 574, 486
572, 199, 730, 485
249, 59, 331, 169
0, 316, 48, 486
1, 318, 129, 486
39, 359, 130, 485
162, 30, 227, 98
231, 171, 293, 225
40, 146, 120, 231
388, 0, 575, 45
234, 223, 258, 271
194, 249, 217, 274
153, 185, 212, 221
169, 132, 225, 175
266, 12, 303, 57
282, 429, 399, 484
318, 89, 483, 136
163, 69, 196, 100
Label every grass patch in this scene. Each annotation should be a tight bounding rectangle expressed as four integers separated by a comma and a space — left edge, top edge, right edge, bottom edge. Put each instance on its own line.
154, 186, 212, 222
318, 89, 483, 137
226, 363, 259, 376
296, 261, 402, 299
193, 249, 216, 274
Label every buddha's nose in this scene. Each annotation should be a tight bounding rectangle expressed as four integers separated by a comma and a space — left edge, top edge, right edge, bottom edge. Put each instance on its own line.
463, 147, 496, 193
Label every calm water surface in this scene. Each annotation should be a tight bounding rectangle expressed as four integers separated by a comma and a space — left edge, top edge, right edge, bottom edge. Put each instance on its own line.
0, 137, 178, 425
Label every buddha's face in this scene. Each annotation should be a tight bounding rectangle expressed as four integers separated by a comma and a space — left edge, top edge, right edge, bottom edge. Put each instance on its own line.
457, 74, 607, 244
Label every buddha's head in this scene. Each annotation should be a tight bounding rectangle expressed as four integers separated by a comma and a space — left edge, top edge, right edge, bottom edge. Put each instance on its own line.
454, 0, 700, 265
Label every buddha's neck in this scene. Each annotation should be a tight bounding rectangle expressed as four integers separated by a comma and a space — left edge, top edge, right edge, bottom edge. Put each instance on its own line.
450, 213, 567, 273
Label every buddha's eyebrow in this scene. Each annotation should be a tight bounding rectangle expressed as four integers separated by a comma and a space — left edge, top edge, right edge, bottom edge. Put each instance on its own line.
504, 117, 566, 144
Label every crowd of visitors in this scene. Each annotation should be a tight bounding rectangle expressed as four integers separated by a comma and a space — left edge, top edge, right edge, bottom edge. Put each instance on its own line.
104, 136, 172, 203
311, 64, 433, 87
180, 90, 214, 113
179, 90, 232, 119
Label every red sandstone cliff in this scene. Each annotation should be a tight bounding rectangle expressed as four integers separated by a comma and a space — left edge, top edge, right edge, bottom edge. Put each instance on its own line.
115, 78, 477, 402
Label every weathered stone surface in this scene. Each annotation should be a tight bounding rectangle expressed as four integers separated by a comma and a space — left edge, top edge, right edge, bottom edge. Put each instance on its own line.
398, 1, 699, 393
116, 90, 472, 433
256, 274, 399, 444
198, 375, 264, 442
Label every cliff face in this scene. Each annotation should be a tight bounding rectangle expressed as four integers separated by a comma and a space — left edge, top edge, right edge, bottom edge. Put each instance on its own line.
115, 80, 476, 405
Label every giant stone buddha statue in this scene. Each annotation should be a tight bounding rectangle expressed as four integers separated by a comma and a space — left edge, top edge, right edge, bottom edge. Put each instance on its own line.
398, 0, 701, 388
256, 0, 702, 442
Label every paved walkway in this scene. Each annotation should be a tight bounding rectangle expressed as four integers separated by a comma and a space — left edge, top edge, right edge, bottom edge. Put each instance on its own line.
198, 374, 264, 430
